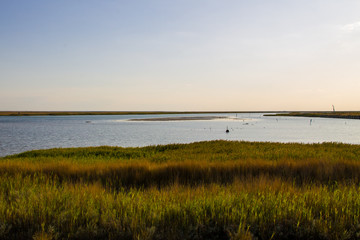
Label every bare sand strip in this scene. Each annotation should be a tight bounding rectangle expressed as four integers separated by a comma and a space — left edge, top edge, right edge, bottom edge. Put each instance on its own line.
128, 116, 229, 121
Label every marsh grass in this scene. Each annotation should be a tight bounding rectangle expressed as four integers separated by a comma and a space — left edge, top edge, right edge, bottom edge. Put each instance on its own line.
1, 159, 360, 189
1, 140, 360, 239
269, 111, 360, 119
0, 111, 251, 116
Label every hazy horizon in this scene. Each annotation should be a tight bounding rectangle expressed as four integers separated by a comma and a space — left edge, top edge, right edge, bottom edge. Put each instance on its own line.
1, 1, 360, 111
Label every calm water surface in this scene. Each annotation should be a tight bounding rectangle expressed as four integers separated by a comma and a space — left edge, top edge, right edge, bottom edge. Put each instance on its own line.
1, 113, 360, 157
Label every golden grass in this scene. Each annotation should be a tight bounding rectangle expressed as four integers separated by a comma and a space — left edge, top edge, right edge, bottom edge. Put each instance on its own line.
1, 174, 360, 239
0, 159, 359, 188
1, 140, 360, 239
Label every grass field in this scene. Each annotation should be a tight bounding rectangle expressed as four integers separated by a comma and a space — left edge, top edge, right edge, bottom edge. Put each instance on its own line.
1, 141, 360, 239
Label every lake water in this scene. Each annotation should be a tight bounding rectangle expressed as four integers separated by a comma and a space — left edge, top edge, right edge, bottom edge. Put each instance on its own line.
1, 113, 360, 157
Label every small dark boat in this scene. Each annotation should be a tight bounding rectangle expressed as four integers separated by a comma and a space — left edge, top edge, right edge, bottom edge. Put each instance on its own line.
226, 126, 229, 133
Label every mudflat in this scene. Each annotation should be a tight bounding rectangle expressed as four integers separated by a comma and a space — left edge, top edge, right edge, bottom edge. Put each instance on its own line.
129, 116, 229, 121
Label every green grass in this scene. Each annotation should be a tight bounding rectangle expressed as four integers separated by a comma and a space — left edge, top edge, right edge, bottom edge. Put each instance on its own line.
1, 140, 360, 239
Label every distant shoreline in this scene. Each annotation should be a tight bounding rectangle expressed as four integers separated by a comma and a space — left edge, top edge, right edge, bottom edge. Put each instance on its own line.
0, 111, 277, 116
266, 111, 360, 120
2, 111, 360, 119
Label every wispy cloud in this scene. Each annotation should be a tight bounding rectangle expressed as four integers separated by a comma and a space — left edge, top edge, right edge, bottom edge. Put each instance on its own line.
337, 21, 360, 52
342, 21, 360, 33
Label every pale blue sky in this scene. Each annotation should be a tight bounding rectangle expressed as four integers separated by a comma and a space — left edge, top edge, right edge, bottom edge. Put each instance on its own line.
1, 0, 360, 111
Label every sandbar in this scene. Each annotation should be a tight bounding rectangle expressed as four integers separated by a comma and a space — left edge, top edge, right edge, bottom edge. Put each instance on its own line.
128, 116, 229, 121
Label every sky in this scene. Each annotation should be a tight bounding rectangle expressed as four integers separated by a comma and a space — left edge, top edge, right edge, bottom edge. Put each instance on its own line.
1, 0, 360, 111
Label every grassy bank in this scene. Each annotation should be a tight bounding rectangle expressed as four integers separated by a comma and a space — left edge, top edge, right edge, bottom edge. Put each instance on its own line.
1, 141, 360, 239
0, 111, 269, 116
267, 111, 360, 120
0, 111, 188, 116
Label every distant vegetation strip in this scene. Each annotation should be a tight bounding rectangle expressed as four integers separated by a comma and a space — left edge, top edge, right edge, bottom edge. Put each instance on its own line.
266, 111, 360, 119
0, 111, 274, 116
2, 141, 360, 239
